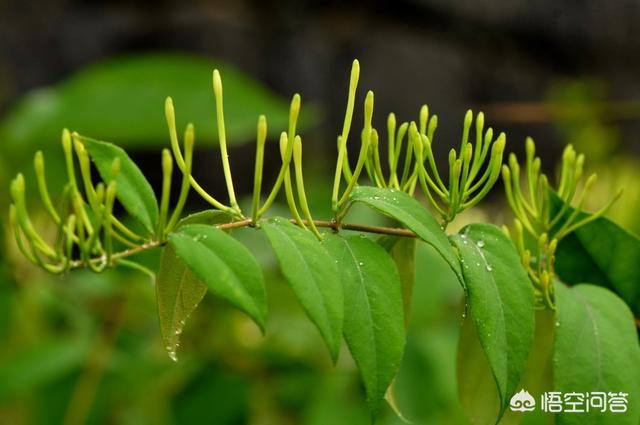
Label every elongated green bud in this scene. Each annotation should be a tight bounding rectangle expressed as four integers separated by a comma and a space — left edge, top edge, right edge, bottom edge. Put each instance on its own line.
166, 124, 195, 232
10, 173, 25, 205
475, 112, 484, 143
549, 238, 558, 254
427, 115, 438, 142
448, 148, 457, 170
464, 142, 473, 163
387, 113, 396, 172
394, 122, 409, 166
292, 134, 302, 167
64, 214, 76, 269
508, 153, 520, 175
370, 128, 379, 148
562, 144, 576, 164
110, 158, 121, 181
164, 96, 186, 171
450, 158, 463, 214
538, 233, 548, 250
34, 151, 60, 224
279, 132, 287, 160
341, 58, 361, 141
184, 124, 195, 159
62, 129, 77, 189
501, 164, 511, 183
213, 69, 240, 211
292, 135, 320, 237
104, 182, 117, 263
95, 183, 105, 205
532, 157, 541, 174
34, 151, 45, 175
288, 94, 301, 139
11, 174, 55, 255
492, 133, 506, 157
339, 59, 360, 181
278, 132, 306, 228
73, 135, 101, 213
460, 109, 473, 151
575, 153, 585, 180
364, 91, 374, 132
252, 115, 268, 221
162, 148, 173, 175
9, 203, 39, 264
419, 105, 429, 135
412, 130, 423, 158
158, 148, 173, 238
526, 137, 535, 160
584, 173, 597, 191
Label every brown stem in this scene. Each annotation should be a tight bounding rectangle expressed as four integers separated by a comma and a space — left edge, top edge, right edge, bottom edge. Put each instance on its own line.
295, 219, 416, 237
68, 217, 416, 270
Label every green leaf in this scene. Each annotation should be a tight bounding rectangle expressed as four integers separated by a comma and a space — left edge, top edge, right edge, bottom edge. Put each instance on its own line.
322, 234, 405, 416
261, 218, 342, 361
554, 283, 640, 425
168, 224, 267, 331
499, 309, 556, 425
551, 192, 640, 316
156, 243, 207, 362
456, 315, 501, 425
156, 211, 232, 361
80, 136, 158, 234
450, 223, 535, 421
348, 186, 462, 284
176, 209, 234, 228
378, 236, 417, 329
0, 53, 297, 152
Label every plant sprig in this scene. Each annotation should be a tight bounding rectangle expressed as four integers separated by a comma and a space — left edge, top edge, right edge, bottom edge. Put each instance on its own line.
502, 139, 622, 308
8, 60, 509, 274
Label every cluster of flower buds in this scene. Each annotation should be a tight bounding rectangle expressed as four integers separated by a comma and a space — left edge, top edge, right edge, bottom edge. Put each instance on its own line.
331, 60, 506, 227
502, 139, 622, 308
10, 130, 123, 273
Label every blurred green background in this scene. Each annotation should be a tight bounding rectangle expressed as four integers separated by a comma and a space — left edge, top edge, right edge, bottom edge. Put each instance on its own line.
1, 1, 639, 424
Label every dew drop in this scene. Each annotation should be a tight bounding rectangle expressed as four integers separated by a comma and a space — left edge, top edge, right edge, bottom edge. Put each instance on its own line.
476, 240, 485, 248
555, 321, 560, 327
165, 345, 178, 362
373, 196, 380, 200
486, 265, 493, 272
358, 261, 364, 266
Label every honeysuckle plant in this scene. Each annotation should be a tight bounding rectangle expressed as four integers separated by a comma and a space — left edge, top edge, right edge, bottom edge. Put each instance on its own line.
8, 60, 640, 424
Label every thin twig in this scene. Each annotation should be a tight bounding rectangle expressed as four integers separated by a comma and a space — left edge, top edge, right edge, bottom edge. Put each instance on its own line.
68, 217, 416, 270
295, 219, 416, 237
